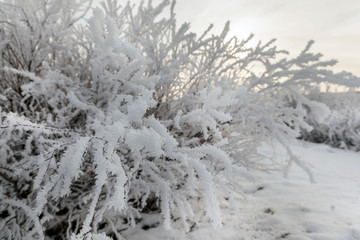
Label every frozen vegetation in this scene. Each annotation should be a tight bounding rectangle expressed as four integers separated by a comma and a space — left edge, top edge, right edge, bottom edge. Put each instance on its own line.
0, 0, 359, 239
122, 142, 360, 240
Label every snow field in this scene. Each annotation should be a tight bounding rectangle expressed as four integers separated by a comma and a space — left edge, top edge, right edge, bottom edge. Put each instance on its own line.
123, 142, 360, 240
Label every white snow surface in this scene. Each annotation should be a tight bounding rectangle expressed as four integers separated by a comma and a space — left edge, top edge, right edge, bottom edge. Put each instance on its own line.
122, 141, 360, 240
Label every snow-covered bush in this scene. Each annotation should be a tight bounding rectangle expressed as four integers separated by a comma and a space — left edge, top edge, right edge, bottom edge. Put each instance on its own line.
101, 0, 360, 172
0, 1, 236, 239
301, 92, 360, 151
1, 0, 360, 239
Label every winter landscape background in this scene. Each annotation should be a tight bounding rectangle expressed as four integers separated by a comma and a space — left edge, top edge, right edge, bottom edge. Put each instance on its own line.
0, 0, 359, 239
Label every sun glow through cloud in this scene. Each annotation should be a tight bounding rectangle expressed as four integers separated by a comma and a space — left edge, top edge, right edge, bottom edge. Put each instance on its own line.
231, 18, 257, 39
173, 0, 360, 76
91, 0, 359, 76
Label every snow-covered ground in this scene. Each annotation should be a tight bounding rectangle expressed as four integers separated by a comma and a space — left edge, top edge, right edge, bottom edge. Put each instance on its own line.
122, 141, 360, 240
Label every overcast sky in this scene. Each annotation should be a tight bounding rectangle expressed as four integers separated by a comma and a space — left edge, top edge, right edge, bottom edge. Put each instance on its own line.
171, 0, 360, 75
94, 0, 359, 75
